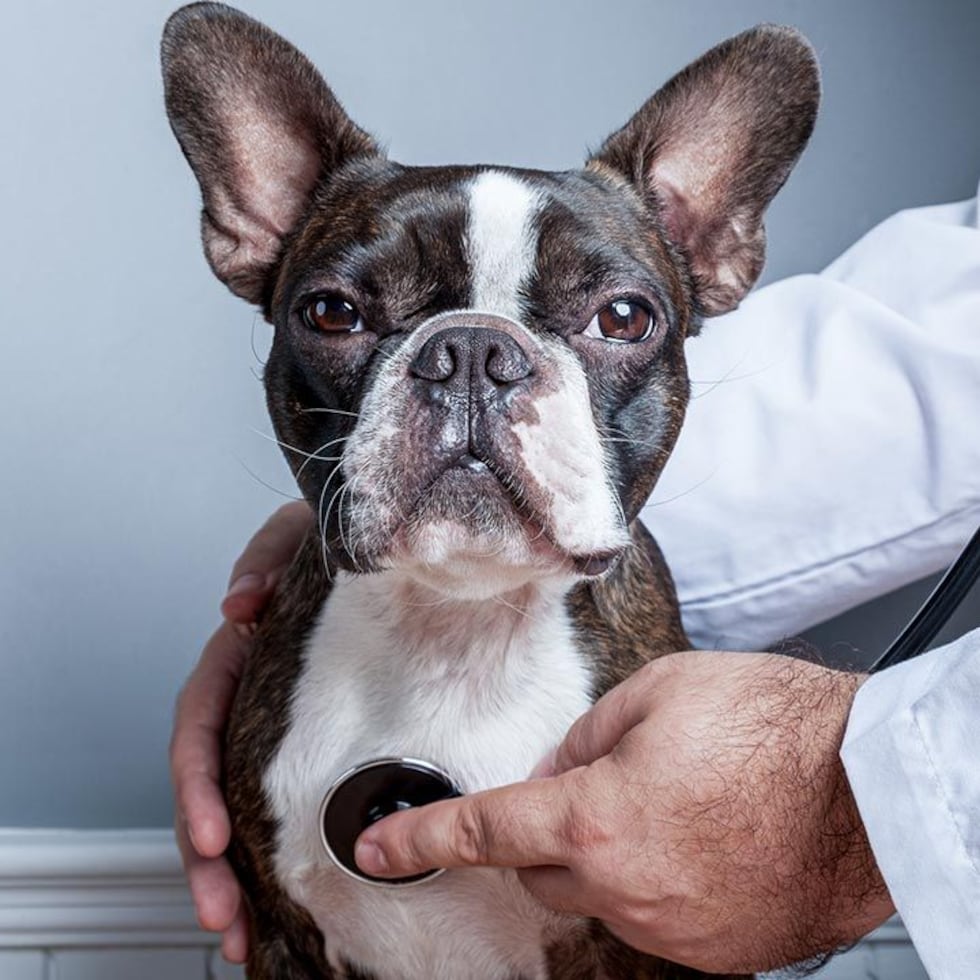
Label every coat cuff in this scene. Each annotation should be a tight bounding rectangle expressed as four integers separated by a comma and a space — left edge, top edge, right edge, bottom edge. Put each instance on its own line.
841, 629, 980, 978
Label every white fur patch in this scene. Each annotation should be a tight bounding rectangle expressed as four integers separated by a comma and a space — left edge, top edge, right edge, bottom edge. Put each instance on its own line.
513, 342, 629, 557
265, 573, 593, 979
467, 171, 542, 320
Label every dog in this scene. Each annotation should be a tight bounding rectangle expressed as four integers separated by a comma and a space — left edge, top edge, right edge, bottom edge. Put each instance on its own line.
162, 5, 818, 977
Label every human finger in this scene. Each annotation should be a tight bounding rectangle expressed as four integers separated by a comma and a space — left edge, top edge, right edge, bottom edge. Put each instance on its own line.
354, 775, 581, 878
220, 902, 250, 964
175, 810, 242, 934
170, 621, 248, 857
221, 501, 312, 623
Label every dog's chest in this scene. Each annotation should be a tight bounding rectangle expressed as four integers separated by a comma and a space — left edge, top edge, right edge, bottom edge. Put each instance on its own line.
263, 573, 595, 980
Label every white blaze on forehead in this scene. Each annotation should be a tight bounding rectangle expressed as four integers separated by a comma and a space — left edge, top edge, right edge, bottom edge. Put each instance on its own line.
467, 170, 542, 321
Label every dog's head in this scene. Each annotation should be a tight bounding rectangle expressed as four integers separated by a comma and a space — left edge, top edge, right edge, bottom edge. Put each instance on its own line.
162, 3, 818, 599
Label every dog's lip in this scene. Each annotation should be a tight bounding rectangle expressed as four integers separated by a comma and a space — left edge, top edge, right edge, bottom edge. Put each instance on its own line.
391, 453, 624, 578
450, 451, 488, 473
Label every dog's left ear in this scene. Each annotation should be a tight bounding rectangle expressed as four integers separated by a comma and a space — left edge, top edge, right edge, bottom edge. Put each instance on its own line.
590, 25, 819, 317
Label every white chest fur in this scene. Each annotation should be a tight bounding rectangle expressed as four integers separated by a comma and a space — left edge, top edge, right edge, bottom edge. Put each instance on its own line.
263, 572, 595, 980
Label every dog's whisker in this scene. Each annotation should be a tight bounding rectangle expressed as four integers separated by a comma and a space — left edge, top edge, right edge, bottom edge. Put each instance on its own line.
596, 422, 661, 452
322, 477, 351, 556
646, 470, 717, 508
318, 463, 348, 527
317, 457, 353, 581
234, 457, 305, 502
600, 435, 658, 449
399, 596, 456, 610
297, 406, 360, 418
249, 427, 350, 466
348, 473, 375, 569
338, 475, 361, 571
527, 523, 549, 546
316, 470, 334, 582
688, 352, 772, 400
295, 435, 351, 480
491, 594, 538, 623
295, 454, 343, 480
249, 312, 268, 368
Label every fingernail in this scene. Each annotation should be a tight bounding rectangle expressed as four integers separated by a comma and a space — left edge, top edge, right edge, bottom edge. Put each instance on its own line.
225, 572, 265, 601
529, 748, 557, 780
183, 815, 202, 854
355, 839, 388, 876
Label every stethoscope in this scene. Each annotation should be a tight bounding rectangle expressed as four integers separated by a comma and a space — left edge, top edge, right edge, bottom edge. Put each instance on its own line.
869, 524, 980, 673
319, 525, 980, 887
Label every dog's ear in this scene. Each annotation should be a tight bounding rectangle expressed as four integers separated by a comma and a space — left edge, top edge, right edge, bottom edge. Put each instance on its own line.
590, 25, 818, 318
161, 3, 378, 304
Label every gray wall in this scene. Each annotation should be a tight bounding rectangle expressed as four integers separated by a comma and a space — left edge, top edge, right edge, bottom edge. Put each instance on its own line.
2, 0, 979, 828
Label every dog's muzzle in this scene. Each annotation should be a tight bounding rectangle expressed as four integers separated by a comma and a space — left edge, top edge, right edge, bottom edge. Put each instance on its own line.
319, 757, 462, 886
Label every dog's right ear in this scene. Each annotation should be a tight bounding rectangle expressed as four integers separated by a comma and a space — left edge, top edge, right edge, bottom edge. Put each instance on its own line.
589, 25, 818, 319
161, 3, 378, 304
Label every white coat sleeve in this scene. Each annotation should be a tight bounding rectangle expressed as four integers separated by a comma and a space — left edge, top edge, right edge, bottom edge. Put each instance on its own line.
841, 627, 980, 978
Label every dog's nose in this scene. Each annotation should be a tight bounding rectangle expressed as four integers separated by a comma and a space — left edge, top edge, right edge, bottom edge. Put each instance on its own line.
409, 327, 533, 389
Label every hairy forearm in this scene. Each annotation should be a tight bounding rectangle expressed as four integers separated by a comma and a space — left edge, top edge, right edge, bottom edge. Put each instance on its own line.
736, 659, 895, 968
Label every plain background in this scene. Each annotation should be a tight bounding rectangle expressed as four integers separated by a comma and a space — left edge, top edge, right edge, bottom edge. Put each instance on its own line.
2, 0, 979, 829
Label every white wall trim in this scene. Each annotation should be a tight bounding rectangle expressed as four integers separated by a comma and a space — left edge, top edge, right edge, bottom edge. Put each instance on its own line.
0, 829, 215, 950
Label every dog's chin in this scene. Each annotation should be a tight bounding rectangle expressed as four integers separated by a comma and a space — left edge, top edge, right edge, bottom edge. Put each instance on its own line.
389, 523, 555, 600
381, 468, 622, 600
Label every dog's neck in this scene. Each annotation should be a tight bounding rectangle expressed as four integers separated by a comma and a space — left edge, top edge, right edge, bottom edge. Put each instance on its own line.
325, 568, 577, 688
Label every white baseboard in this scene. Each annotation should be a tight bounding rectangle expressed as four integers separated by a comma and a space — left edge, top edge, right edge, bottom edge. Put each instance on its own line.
0, 829, 215, 950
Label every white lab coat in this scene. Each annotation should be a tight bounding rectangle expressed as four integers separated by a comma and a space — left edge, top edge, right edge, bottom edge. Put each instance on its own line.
842, 629, 980, 978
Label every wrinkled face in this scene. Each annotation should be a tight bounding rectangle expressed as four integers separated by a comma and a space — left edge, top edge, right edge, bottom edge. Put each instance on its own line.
162, 6, 818, 599
266, 164, 692, 595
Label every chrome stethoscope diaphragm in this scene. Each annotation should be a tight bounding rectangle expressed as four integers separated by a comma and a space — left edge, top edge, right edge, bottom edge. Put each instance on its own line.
319, 757, 462, 887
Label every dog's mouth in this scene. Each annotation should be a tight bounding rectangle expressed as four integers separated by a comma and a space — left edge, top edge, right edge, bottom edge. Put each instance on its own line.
382, 450, 623, 579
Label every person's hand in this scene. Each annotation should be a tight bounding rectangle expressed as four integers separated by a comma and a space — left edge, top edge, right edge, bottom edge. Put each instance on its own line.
353, 651, 896, 974
170, 501, 312, 963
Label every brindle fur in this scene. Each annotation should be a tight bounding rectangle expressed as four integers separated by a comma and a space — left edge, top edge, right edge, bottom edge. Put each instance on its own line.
224, 533, 334, 978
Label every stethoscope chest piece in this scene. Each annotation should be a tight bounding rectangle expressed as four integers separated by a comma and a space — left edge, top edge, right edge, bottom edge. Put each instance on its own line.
318, 757, 462, 887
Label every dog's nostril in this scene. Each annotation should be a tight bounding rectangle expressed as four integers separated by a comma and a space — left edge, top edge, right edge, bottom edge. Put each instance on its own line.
485, 340, 532, 386
410, 337, 456, 382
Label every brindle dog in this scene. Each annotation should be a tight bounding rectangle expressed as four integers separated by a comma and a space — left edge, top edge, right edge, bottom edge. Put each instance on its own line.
162, 5, 818, 978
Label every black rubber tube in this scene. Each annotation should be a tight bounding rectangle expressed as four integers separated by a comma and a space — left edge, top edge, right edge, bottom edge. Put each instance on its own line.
870, 524, 980, 673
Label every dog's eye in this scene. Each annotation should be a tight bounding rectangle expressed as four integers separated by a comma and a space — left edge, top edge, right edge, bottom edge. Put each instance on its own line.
303, 294, 364, 334
585, 300, 655, 343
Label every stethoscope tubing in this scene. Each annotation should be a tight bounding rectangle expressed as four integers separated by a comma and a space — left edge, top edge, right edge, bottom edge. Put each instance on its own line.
870, 524, 980, 673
